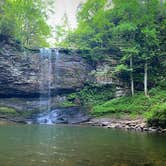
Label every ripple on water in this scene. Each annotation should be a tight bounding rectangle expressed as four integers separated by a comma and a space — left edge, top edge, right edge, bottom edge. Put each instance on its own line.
0, 125, 166, 166
41, 159, 48, 163
36, 152, 46, 156
52, 146, 57, 149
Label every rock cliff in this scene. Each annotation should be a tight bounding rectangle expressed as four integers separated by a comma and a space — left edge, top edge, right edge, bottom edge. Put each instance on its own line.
0, 43, 92, 97
0, 41, 128, 121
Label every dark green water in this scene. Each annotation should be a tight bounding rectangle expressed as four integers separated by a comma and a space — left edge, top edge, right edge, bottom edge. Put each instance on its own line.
0, 125, 165, 166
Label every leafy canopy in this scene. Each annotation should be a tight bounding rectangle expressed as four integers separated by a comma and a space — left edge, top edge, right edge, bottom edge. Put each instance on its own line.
0, 0, 50, 47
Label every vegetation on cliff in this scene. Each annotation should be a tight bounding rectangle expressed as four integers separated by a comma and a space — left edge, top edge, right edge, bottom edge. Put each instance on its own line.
0, 107, 18, 116
93, 88, 166, 127
61, 86, 165, 127
60, 0, 166, 127
0, 0, 165, 127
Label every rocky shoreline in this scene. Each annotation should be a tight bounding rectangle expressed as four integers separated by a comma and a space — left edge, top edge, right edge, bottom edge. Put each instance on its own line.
0, 118, 18, 125
1, 116, 166, 134
84, 117, 166, 134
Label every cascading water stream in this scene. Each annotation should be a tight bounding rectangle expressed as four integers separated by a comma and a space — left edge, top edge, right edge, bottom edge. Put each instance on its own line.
29, 48, 89, 125
39, 48, 54, 124
38, 48, 62, 124
54, 48, 60, 85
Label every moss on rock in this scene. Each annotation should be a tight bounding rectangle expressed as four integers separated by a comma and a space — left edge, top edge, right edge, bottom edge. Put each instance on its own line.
0, 106, 18, 116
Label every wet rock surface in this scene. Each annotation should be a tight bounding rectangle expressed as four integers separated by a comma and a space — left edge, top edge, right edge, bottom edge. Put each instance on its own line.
0, 96, 67, 112
0, 106, 90, 125
0, 118, 17, 125
0, 42, 128, 98
0, 43, 92, 97
85, 118, 166, 133
29, 107, 90, 124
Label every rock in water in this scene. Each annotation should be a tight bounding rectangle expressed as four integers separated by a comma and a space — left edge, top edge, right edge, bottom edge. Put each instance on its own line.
34, 107, 90, 124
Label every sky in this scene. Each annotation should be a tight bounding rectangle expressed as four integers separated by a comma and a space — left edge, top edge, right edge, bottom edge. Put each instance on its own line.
47, 0, 86, 29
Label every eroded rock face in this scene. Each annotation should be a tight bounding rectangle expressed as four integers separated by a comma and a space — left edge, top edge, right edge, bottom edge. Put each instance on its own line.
0, 96, 67, 113
0, 44, 40, 97
91, 61, 129, 97
51, 51, 92, 92
0, 41, 128, 99
0, 43, 92, 97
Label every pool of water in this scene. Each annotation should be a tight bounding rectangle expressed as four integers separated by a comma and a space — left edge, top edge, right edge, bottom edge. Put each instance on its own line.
0, 125, 165, 166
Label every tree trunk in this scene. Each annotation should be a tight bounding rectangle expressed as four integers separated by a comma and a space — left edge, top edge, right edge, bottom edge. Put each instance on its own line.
144, 61, 148, 96
130, 56, 134, 96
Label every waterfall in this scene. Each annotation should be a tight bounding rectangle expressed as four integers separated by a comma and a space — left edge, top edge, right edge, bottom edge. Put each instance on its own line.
31, 48, 90, 125
38, 48, 59, 124
39, 48, 53, 113
55, 48, 60, 85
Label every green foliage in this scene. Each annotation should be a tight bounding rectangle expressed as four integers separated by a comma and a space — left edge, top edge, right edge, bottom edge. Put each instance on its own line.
0, 107, 18, 116
77, 0, 107, 23
18, 109, 42, 118
57, 101, 77, 108
63, 0, 166, 94
0, 0, 50, 47
92, 87, 166, 127
67, 85, 116, 106
114, 64, 129, 73
146, 102, 166, 128
92, 93, 150, 114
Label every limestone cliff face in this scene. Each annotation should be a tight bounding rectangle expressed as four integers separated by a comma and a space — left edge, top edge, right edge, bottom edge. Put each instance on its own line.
0, 43, 40, 97
0, 42, 129, 119
0, 42, 128, 99
90, 60, 129, 97
0, 43, 92, 97
50, 50, 93, 93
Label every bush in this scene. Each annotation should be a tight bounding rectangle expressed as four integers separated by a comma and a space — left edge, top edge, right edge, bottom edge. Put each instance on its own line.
146, 103, 166, 128
92, 88, 166, 127
57, 101, 77, 108
92, 93, 150, 114
67, 84, 116, 106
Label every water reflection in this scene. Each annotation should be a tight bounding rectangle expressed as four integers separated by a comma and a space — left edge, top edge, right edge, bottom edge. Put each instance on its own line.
0, 125, 165, 166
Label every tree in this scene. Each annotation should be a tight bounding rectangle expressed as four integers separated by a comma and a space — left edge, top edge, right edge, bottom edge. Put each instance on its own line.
120, 47, 139, 96
0, 0, 50, 47
137, 0, 161, 96
68, 0, 108, 52
110, 0, 142, 96
63, 0, 165, 96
